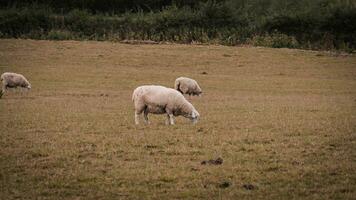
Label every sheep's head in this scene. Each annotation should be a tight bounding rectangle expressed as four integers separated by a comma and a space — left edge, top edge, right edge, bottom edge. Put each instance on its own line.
197, 91, 202, 96
190, 110, 200, 124
195, 85, 202, 96
22, 81, 31, 90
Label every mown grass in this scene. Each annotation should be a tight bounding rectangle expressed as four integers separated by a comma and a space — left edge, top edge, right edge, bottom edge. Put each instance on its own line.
0, 39, 355, 199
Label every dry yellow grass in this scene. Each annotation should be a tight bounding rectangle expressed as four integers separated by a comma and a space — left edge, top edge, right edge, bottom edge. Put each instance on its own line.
0, 39, 355, 199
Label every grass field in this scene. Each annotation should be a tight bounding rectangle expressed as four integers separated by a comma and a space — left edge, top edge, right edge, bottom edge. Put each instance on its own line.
0, 39, 355, 199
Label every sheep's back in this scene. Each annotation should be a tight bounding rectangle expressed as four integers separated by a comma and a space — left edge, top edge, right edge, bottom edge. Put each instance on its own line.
134, 85, 183, 106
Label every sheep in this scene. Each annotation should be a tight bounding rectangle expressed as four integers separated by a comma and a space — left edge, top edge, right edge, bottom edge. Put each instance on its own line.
174, 77, 202, 96
132, 85, 200, 125
0, 72, 31, 98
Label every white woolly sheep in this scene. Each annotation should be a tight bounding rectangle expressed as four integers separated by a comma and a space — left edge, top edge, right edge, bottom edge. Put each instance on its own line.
132, 85, 200, 125
0, 72, 31, 98
174, 77, 202, 96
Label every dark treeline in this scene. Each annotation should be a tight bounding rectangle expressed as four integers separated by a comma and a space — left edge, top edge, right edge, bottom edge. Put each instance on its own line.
0, 0, 204, 13
0, 0, 355, 51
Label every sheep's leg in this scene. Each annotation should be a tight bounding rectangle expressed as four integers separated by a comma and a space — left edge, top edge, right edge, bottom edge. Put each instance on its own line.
135, 112, 141, 125
165, 108, 175, 125
143, 108, 150, 124
165, 114, 170, 125
134, 102, 146, 125
0, 85, 6, 98
169, 114, 175, 125
135, 109, 144, 125
19, 87, 24, 96
164, 112, 175, 125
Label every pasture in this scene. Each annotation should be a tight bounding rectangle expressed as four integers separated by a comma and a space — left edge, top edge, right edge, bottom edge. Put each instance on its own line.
0, 39, 355, 199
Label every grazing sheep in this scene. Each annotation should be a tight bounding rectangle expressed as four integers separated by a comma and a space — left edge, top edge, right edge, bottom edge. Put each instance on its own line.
0, 72, 31, 98
132, 85, 200, 125
174, 77, 202, 96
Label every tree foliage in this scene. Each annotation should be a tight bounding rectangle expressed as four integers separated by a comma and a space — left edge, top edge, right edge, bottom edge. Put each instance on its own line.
0, 0, 355, 50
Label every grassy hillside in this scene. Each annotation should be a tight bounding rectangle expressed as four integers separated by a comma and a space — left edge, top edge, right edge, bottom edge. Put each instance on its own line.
0, 39, 355, 199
